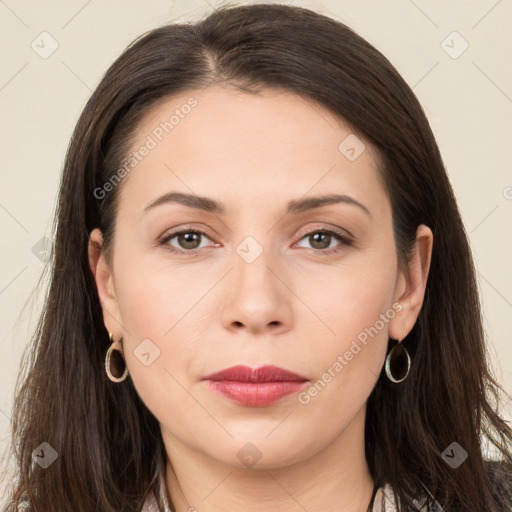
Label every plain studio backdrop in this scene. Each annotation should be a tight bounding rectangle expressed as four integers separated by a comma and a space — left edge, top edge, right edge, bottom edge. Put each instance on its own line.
0, 0, 511, 502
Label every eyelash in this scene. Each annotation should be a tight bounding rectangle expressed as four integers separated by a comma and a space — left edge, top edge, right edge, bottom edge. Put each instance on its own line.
159, 225, 353, 256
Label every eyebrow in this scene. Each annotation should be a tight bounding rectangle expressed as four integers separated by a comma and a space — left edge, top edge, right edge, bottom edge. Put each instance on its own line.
143, 192, 371, 218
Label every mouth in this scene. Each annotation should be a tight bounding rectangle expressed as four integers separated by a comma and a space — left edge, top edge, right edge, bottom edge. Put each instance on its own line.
202, 365, 309, 407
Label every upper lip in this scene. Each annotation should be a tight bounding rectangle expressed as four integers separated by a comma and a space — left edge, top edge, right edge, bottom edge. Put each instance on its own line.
202, 365, 309, 383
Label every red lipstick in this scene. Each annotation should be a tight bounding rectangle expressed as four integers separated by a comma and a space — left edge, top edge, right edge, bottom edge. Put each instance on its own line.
202, 365, 309, 407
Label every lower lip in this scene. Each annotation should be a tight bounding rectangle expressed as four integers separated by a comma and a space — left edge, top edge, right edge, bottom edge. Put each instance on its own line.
205, 380, 308, 407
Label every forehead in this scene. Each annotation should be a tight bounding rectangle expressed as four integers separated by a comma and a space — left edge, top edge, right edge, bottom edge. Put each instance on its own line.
115, 85, 388, 220
135, 85, 366, 158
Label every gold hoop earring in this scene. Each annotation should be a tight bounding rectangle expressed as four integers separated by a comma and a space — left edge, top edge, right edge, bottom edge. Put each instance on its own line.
385, 338, 411, 383
105, 332, 128, 383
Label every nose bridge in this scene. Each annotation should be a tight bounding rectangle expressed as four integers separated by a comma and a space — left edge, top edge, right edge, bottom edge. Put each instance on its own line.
232, 230, 280, 294
220, 226, 293, 334
228, 208, 278, 272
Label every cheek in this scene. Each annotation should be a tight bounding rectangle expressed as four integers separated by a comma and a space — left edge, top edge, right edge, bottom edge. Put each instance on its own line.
108, 254, 204, 409
295, 245, 397, 403
296, 244, 398, 345
112, 249, 209, 338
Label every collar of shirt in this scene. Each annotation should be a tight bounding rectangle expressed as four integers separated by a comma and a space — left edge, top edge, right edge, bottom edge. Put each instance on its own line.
373, 483, 445, 511
142, 471, 445, 512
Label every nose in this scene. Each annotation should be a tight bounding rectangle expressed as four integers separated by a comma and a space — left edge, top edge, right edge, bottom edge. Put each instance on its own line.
220, 245, 293, 336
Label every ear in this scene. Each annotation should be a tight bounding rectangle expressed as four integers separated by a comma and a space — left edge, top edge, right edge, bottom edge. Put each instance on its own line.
388, 224, 433, 340
88, 228, 122, 339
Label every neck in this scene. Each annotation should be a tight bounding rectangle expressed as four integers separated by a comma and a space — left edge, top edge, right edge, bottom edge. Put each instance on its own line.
162, 405, 375, 512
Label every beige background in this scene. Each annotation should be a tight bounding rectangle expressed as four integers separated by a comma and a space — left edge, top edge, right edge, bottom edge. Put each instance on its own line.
1, 0, 511, 499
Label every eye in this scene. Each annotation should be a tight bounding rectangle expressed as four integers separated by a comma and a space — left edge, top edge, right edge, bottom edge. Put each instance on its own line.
295, 228, 352, 255
160, 226, 216, 254
159, 225, 352, 256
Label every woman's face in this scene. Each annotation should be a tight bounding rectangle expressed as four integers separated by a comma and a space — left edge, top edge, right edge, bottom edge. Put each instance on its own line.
89, 85, 431, 470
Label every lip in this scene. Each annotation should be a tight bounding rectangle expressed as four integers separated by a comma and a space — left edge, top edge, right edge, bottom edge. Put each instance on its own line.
202, 365, 309, 407
203, 364, 308, 383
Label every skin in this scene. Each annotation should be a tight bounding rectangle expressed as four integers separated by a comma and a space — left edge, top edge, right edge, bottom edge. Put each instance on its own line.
88, 85, 433, 512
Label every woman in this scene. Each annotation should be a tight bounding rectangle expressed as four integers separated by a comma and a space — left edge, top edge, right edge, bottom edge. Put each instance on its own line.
2, 3, 511, 511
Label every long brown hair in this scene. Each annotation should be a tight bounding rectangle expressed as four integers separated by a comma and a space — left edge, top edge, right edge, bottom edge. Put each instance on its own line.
2, 3, 511, 511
